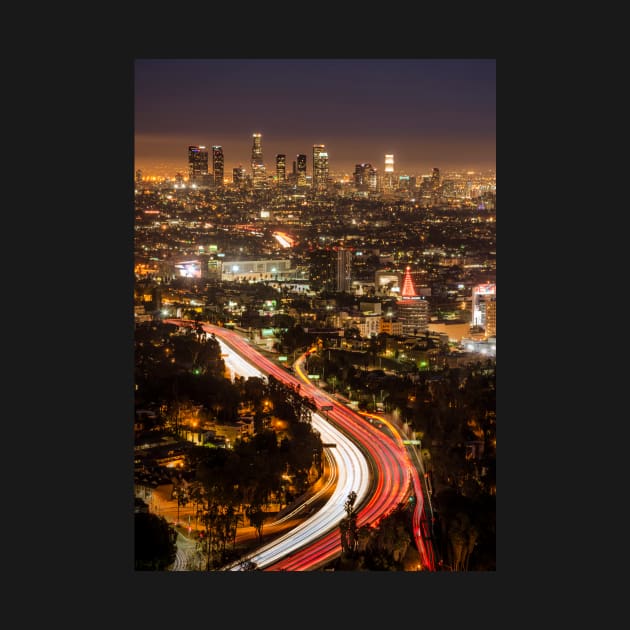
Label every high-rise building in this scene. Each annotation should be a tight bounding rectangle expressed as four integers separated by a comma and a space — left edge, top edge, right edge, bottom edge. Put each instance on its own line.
368, 166, 379, 192
383, 154, 394, 190
296, 154, 307, 187
276, 154, 286, 183
472, 283, 496, 328
354, 163, 371, 190
431, 167, 441, 191
188, 145, 208, 185
396, 266, 429, 335
312, 144, 329, 191
336, 247, 353, 293
135, 169, 143, 185
485, 297, 496, 337
212, 146, 224, 188
233, 165, 245, 187
251, 133, 265, 189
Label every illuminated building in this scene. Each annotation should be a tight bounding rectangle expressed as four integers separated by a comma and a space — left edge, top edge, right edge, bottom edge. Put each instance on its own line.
233, 165, 245, 187
472, 283, 496, 328
353, 163, 371, 191
380, 317, 404, 336
398, 175, 410, 190
485, 296, 496, 336
375, 270, 401, 294
345, 313, 381, 338
336, 248, 352, 292
431, 167, 441, 201
276, 154, 286, 182
368, 166, 378, 192
220, 259, 292, 282
431, 167, 440, 189
251, 133, 265, 189
383, 154, 394, 190
135, 169, 143, 185
212, 146, 224, 188
188, 145, 208, 185
312, 144, 329, 191
396, 266, 429, 335
296, 154, 307, 187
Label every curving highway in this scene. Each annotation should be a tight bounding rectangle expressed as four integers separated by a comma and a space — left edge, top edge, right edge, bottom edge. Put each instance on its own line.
165, 319, 435, 571
167, 319, 371, 571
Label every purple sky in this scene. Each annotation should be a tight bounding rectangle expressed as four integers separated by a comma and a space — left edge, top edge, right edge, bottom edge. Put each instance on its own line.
135, 59, 495, 177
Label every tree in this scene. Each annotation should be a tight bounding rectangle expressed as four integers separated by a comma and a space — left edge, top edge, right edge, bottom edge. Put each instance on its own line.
135, 512, 177, 570
340, 491, 359, 556
245, 504, 266, 544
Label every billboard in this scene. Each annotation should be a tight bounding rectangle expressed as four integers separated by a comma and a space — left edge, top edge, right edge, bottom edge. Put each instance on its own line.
473, 283, 496, 296
175, 260, 201, 278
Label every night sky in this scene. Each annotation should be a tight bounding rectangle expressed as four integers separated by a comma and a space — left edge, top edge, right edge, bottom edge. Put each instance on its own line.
135, 59, 495, 177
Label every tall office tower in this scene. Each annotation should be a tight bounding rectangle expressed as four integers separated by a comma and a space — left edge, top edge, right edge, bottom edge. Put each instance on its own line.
431, 167, 441, 190
175, 172, 184, 187
312, 144, 329, 191
336, 247, 353, 293
471, 283, 496, 328
485, 297, 496, 337
212, 146, 224, 188
383, 154, 394, 190
233, 165, 245, 187
276, 154, 286, 182
353, 163, 371, 190
135, 169, 143, 185
296, 153, 307, 187
188, 145, 209, 185
368, 166, 379, 191
396, 266, 429, 335
251, 133, 265, 189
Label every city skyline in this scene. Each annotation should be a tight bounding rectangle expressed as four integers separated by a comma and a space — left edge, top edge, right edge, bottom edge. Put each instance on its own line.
135, 59, 495, 177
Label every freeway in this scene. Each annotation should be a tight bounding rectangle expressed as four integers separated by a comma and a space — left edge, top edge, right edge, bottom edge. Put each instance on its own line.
268, 353, 434, 571
165, 320, 435, 571
359, 412, 436, 571
166, 319, 371, 571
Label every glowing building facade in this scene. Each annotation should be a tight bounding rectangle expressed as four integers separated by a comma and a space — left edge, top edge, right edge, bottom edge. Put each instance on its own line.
472, 283, 496, 328
188, 145, 208, 185
396, 266, 429, 335
336, 248, 352, 292
296, 154, 307, 187
212, 146, 224, 188
383, 154, 395, 190
251, 133, 265, 189
312, 144, 329, 191
276, 154, 286, 182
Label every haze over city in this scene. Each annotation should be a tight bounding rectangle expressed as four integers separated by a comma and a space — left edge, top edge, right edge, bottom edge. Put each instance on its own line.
135, 59, 495, 177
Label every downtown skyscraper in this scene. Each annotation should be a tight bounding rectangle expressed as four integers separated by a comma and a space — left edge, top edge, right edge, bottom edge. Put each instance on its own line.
276, 154, 286, 183
251, 133, 265, 189
188, 145, 208, 185
296, 154, 307, 187
383, 154, 395, 190
312, 144, 329, 191
212, 146, 224, 188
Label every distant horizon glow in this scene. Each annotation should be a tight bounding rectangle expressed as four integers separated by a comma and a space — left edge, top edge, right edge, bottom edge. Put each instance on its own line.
135, 59, 495, 177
